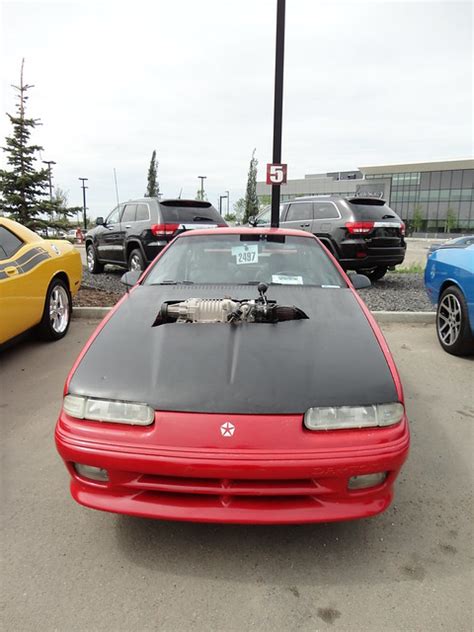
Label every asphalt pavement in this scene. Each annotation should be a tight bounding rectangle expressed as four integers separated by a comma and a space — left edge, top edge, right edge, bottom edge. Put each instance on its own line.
1, 320, 473, 632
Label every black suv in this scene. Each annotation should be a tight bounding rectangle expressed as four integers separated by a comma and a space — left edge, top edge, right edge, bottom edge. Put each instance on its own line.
252, 195, 406, 280
85, 198, 227, 273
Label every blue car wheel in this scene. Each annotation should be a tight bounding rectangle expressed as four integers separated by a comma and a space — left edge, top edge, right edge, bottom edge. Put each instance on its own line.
436, 285, 474, 356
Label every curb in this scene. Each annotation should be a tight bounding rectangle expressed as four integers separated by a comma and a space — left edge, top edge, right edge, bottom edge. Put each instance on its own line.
72, 306, 436, 324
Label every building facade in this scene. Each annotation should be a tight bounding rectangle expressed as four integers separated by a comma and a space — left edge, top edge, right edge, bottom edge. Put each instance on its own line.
256, 159, 474, 233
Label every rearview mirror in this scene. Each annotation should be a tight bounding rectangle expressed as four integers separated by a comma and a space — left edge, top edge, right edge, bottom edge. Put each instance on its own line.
349, 273, 371, 290
96, 216, 104, 226
121, 270, 141, 287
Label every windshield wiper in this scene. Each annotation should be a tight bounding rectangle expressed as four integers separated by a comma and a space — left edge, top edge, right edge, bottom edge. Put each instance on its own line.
155, 280, 194, 285
382, 214, 395, 219
193, 216, 214, 222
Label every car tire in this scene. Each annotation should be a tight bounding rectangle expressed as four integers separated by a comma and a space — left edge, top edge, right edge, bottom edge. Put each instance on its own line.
363, 266, 388, 282
436, 285, 474, 357
128, 248, 145, 272
86, 243, 104, 274
38, 278, 72, 341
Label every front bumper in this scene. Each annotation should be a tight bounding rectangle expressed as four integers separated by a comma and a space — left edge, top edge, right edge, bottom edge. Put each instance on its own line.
55, 412, 409, 524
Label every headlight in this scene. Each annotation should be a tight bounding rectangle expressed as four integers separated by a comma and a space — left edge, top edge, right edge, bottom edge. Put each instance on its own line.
304, 402, 404, 431
63, 394, 154, 426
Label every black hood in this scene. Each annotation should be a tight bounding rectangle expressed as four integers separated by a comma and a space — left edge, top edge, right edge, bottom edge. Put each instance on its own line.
69, 285, 397, 414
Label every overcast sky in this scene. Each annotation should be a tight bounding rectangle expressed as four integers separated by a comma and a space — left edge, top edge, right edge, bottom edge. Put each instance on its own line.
1, 0, 472, 218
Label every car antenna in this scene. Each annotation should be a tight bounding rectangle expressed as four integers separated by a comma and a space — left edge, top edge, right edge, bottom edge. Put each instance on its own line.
113, 168, 129, 296
178, 187, 183, 199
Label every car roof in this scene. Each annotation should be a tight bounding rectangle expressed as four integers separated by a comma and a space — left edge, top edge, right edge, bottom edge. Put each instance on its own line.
291, 195, 387, 205
176, 226, 316, 238
120, 197, 213, 206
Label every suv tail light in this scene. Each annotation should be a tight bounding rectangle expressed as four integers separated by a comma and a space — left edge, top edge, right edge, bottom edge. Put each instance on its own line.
345, 221, 374, 235
400, 222, 406, 236
151, 223, 180, 237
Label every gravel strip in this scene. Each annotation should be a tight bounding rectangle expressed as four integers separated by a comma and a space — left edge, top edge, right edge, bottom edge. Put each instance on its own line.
80, 267, 432, 312
82, 266, 126, 295
359, 273, 432, 312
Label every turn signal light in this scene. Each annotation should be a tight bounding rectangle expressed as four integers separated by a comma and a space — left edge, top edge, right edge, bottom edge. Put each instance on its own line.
345, 221, 374, 235
151, 223, 180, 237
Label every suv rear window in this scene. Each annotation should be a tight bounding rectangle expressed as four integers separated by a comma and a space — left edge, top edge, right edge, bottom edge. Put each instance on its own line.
160, 201, 227, 225
346, 199, 399, 221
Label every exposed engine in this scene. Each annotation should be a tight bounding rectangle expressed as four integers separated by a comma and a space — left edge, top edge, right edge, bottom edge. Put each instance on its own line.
153, 283, 308, 326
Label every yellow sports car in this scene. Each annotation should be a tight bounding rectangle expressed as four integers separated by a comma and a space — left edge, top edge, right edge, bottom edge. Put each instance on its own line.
0, 217, 82, 345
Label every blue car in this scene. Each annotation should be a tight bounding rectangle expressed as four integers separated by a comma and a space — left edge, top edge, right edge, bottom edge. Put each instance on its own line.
425, 238, 474, 356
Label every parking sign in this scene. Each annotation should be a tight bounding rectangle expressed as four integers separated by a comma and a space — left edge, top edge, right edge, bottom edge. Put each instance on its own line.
266, 163, 287, 185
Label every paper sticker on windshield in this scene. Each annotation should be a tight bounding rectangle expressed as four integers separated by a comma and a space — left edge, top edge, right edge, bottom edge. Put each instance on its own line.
232, 244, 258, 265
271, 274, 303, 285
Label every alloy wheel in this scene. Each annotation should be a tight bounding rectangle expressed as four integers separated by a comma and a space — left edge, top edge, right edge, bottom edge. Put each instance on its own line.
87, 247, 95, 272
130, 254, 142, 271
437, 293, 461, 346
49, 285, 70, 334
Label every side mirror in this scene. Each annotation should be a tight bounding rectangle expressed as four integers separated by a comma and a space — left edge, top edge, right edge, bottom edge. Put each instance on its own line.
121, 270, 141, 287
349, 273, 371, 290
96, 216, 104, 226
248, 217, 257, 227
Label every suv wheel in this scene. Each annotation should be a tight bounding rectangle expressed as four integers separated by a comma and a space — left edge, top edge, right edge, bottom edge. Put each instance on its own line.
362, 266, 388, 282
128, 248, 145, 272
436, 285, 474, 356
86, 244, 104, 274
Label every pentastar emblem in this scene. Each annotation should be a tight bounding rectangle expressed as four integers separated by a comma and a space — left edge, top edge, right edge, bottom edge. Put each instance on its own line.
220, 422, 235, 437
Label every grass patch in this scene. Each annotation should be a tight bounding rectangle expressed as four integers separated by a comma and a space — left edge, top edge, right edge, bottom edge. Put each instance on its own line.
392, 263, 425, 274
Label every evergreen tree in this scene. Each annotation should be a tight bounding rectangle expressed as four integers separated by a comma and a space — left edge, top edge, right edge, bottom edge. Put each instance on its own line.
243, 149, 258, 224
45, 187, 82, 230
145, 150, 159, 197
0, 60, 50, 227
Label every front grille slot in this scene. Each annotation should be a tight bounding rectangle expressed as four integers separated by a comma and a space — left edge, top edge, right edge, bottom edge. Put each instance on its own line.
123, 473, 322, 497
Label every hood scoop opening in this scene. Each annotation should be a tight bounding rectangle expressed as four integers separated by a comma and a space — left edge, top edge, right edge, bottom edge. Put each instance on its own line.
152, 283, 309, 327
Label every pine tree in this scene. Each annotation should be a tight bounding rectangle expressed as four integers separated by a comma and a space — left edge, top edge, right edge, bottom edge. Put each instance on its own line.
0, 60, 50, 227
145, 150, 159, 197
243, 149, 259, 224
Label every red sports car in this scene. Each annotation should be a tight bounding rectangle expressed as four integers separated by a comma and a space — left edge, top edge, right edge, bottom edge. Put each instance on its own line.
55, 227, 409, 524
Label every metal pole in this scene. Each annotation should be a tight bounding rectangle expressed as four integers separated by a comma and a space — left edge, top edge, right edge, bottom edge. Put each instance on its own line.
220, 195, 227, 216
79, 177, 88, 230
225, 190, 230, 215
43, 160, 56, 202
198, 176, 207, 200
271, 0, 286, 228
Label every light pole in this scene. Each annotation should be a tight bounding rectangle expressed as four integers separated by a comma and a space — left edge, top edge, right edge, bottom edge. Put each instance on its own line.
79, 177, 88, 230
198, 175, 207, 200
225, 190, 230, 215
42, 160, 56, 202
271, 0, 286, 228
219, 195, 228, 216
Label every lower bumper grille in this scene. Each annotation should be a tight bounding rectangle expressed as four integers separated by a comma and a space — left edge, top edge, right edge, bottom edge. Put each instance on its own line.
114, 473, 344, 497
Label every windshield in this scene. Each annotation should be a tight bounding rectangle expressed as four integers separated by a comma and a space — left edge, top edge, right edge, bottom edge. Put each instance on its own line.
144, 234, 346, 287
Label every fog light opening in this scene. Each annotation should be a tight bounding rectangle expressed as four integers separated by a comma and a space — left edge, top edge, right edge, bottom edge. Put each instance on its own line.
348, 472, 387, 490
74, 463, 109, 482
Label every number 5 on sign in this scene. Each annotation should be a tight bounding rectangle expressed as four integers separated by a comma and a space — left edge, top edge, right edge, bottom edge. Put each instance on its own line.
266, 163, 287, 185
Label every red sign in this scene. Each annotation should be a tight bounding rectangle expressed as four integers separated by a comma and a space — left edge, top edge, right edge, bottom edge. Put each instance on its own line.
266, 163, 287, 185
